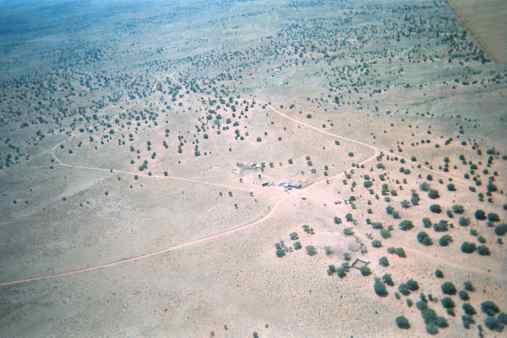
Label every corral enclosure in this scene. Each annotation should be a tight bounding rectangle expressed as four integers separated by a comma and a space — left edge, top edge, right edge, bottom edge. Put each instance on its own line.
0, 0, 506, 337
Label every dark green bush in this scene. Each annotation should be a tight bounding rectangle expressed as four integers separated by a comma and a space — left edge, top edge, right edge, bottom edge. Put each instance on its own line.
430, 204, 442, 213
459, 216, 470, 227
484, 316, 504, 332
441, 282, 457, 295
459, 290, 470, 301
475, 209, 486, 220
395, 315, 410, 329
481, 301, 500, 316
452, 204, 465, 214
433, 220, 449, 232
406, 279, 419, 291
383, 273, 394, 286
477, 245, 491, 256
428, 189, 440, 199
463, 303, 476, 316
464, 281, 475, 292
487, 213, 500, 223
441, 297, 455, 309
461, 241, 476, 254
379, 256, 389, 267
417, 231, 433, 246
399, 219, 414, 231
439, 234, 453, 246
426, 323, 439, 335
305, 245, 317, 256
374, 278, 388, 297
360, 265, 372, 276
399, 283, 410, 296
435, 269, 444, 278
495, 223, 507, 236
462, 314, 475, 329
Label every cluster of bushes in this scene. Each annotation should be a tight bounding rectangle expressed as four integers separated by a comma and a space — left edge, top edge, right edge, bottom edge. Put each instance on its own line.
481, 301, 505, 332
417, 297, 449, 335
398, 279, 419, 296
387, 247, 406, 258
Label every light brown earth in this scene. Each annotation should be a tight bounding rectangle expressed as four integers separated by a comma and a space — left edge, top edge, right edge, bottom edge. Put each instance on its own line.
448, 0, 507, 63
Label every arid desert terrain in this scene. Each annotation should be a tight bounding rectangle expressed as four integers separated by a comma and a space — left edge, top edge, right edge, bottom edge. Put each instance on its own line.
0, 0, 506, 337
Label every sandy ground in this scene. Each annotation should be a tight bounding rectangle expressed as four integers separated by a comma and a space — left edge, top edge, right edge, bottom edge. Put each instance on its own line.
448, 0, 507, 63
1, 0, 506, 337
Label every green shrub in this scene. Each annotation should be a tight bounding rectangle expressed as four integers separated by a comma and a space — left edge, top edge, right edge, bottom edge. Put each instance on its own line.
495, 223, 507, 236
289, 232, 299, 240
461, 241, 476, 254
441, 297, 455, 309
463, 303, 476, 316
459, 216, 470, 227
452, 204, 465, 214
360, 265, 372, 276
435, 316, 448, 328
276, 248, 285, 257
435, 269, 444, 278
399, 220, 414, 231
422, 217, 432, 228
420, 182, 430, 192
459, 290, 470, 301
336, 267, 347, 278
305, 245, 317, 256
426, 323, 438, 335
293, 241, 302, 250
484, 316, 504, 332
487, 213, 500, 223
407, 279, 419, 291
395, 315, 410, 329
464, 281, 475, 292
433, 220, 449, 232
462, 315, 475, 329
399, 283, 410, 296
379, 256, 389, 267
383, 273, 394, 286
417, 231, 433, 246
475, 209, 486, 220
441, 282, 457, 295
374, 278, 388, 297
498, 313, 507, 325
430, 204, 442, 213
343, 227, 354, 236
380, 228, 391, 239
481, 301, 500, 316
428, 189, 440, 199
477, 245, 491, 256
372, 239, 382, 248
438, 234, 453, 247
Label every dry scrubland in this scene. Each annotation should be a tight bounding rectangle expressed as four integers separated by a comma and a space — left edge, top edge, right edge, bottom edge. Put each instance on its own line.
0, 0, 506, 337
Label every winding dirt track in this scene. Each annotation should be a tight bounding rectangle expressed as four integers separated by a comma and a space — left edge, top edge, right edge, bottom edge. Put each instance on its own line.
0, 103, 482, 288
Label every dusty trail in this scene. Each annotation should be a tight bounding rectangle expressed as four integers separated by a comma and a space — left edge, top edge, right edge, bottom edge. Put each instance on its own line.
266, 104, 469, 186
0, 102, 481, 288
50, 142, 257, 193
